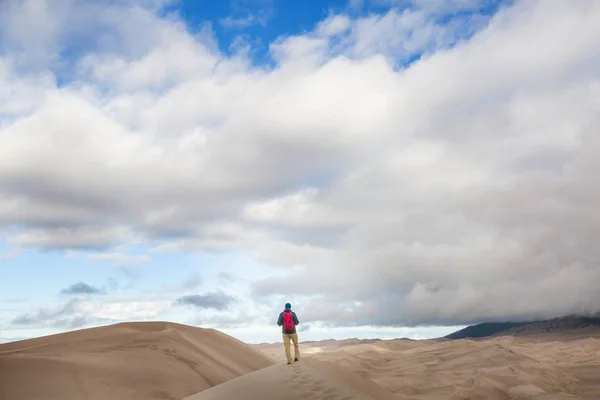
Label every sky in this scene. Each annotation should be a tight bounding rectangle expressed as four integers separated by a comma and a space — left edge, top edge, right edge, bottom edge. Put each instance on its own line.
1, 0, 600, 345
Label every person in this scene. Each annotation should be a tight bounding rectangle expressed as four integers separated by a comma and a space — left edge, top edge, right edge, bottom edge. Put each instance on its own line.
277, 302, 300, 364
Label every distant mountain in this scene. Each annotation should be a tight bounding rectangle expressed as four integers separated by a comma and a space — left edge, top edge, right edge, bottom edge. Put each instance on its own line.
445, 322, 529, 340
445, 315, 600, 340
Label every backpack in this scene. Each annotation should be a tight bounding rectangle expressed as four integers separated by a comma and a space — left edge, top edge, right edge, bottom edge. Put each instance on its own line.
283, 311, 295, 332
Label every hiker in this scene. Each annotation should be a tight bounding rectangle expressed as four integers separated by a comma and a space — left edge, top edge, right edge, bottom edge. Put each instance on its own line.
277, 302, 300, 364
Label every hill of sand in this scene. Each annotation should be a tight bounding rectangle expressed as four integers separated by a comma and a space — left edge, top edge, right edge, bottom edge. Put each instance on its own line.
0, 321, 274, 400
183, 357, 398, 400
3, 320, 600, 400
256, 331, 600, 399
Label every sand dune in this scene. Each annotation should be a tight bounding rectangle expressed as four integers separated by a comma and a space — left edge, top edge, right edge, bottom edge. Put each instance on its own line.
0, 322, 274, 400
3, 321, 600, 400
257, 333, 600, 399
183, 357, 398, 400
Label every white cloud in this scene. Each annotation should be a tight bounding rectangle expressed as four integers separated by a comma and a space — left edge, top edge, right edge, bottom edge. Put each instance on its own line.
316, 15, 352, 37
10, 296, 173, 329
2, 0, 600, 332
87, 252, 150, 265
220, 12, 271, 29
80, 298, 169, 320
368, 0, 491, 13
12, 227, 136, 251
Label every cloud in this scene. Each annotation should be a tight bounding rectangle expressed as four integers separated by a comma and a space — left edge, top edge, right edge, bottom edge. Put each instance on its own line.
12, 227, 135, 251
12, 299, 86, 328
218, 271, 237, 284
11, 296, 171, 329
316, 15, 352, 37
219, 12, 271, 29
87, 252, 150, 265
60, 282, 105, 295
220, 0, 274, 29
248, 0, 600, 327
2, 0, 600, 332
79, 297, 170, 320
367, 0, 494, 13
174, 291, 236, 310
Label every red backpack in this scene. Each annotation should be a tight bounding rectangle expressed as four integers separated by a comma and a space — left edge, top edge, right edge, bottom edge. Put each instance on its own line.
283, 311, 295, 331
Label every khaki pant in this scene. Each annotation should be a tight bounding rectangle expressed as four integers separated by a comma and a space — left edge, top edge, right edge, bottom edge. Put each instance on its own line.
283, 333, 300, 363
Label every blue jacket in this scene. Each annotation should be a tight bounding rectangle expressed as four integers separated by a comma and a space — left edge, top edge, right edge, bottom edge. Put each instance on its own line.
277, 309, 299, 334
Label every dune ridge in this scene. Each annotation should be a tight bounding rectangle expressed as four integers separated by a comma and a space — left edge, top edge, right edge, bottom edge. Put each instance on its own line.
0, 321, 274, 400
257, 333, 600, 399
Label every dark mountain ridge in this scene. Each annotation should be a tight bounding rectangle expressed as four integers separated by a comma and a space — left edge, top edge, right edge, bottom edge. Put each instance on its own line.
445, 314, 600, 340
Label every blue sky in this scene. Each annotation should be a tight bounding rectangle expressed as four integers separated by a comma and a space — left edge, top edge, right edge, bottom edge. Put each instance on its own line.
162, 0, 507, 65
2, 0, 600, 345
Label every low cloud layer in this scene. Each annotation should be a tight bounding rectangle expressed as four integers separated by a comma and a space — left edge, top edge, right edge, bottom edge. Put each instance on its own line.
12, 299, 88, 329
11, 297, 172, 329
2, 0, 600, 331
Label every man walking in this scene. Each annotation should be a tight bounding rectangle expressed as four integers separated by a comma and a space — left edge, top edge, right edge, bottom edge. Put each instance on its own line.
277, 302, 300, 364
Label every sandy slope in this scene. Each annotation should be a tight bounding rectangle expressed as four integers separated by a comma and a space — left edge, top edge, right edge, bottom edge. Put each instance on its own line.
183, 357, 398, 400
0, 322, 274, 400
257, 332, 600, 399
3, 321, 599, 400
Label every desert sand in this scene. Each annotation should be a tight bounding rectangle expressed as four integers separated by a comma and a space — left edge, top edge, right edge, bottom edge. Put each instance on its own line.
183, 357, 398, 400
0, 322, 274, 400
2, 322, 600, 400
256, 331, 600, 399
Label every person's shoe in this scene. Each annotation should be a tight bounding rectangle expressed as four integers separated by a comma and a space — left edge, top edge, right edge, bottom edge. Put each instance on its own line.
294, 358, 299, 362
287, 362, 291, 365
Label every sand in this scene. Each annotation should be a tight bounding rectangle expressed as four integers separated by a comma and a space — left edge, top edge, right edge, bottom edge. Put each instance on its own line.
2, 321, 600, 400
183, 357, 397, 400
256, 332, 600, 399
0, 322, 274, 400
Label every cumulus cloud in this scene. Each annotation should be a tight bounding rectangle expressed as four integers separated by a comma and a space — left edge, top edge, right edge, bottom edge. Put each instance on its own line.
2, 0, 600, 331
174, 291, 236, 311
11, 297, 171, 329
12, 227, 135, 251
12, 299, 86, 328
60, 282, 105, 295
80, 297, 171, 320
248, 0, 600, 326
